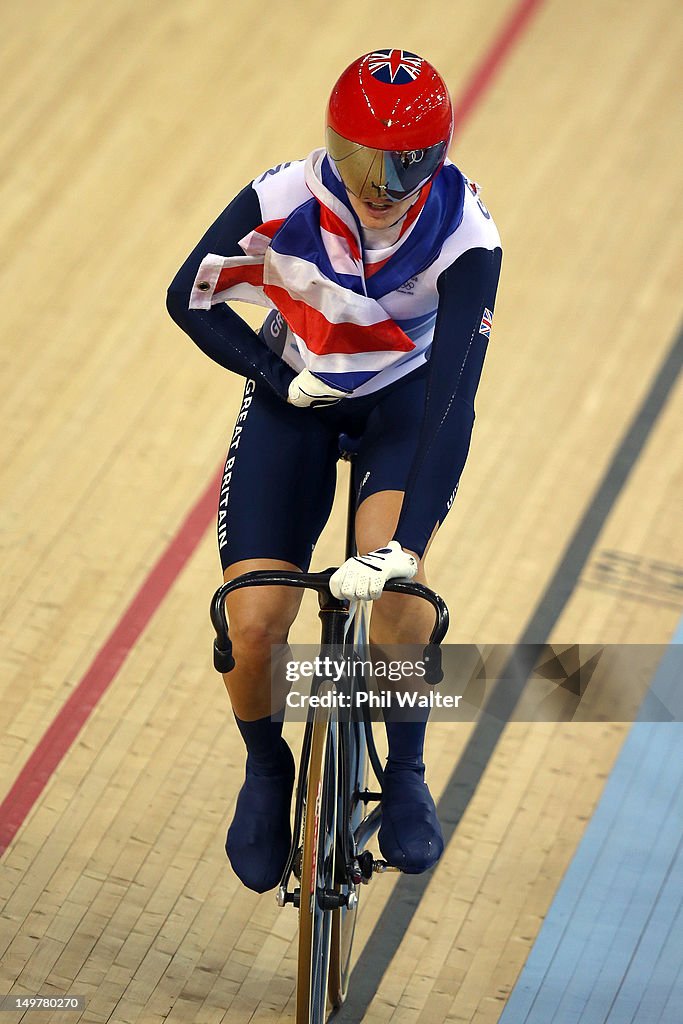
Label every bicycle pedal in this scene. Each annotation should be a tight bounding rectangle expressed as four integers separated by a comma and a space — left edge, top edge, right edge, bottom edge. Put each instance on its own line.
372, 859, 400, 873
355, 852, 401, 880
357, 850, 374, 880
276, 886, 300, 908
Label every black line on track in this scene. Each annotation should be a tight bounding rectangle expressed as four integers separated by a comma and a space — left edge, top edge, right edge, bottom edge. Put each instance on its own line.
332, 323, 683, 1022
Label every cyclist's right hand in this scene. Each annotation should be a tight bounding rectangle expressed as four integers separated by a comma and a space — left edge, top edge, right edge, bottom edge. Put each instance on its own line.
287, 369, 350, 408
330, 541, 418, 600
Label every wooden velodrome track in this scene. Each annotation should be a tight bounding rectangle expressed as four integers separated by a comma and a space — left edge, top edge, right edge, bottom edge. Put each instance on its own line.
1, 0, 682, 1020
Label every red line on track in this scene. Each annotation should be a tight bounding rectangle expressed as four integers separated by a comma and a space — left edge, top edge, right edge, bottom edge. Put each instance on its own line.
453, 0, 545, 128
0, 0, 545, 857
0, 469, 223, 854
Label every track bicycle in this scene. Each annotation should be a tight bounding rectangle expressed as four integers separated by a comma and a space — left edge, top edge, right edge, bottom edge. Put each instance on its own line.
209, 442, 449, 1022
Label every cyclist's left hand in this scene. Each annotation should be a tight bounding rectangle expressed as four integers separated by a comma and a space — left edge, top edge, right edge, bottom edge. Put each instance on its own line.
330, 541, 418, 601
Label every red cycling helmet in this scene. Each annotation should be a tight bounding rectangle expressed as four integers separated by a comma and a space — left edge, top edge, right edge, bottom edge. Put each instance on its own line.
326, 49, 454, 203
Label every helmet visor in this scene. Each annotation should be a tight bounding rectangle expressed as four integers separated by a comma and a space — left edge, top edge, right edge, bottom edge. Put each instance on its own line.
327, 126, 448, 202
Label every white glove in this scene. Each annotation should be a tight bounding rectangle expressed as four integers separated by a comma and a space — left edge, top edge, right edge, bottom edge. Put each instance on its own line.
330, 541, 418, 601
288, 368, 349, 408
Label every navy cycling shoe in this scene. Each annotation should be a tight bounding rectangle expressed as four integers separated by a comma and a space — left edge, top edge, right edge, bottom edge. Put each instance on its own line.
378, 765, 444, 873
225, 741, 295, 893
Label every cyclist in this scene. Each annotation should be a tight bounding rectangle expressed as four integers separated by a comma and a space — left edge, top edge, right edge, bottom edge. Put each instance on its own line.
167, 49, 502, 893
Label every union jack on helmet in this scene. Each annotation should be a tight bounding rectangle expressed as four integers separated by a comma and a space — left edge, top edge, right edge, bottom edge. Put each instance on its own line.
326, 49, 454, 203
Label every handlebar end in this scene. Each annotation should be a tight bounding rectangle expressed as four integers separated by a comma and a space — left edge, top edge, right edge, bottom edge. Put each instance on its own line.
214, 640, 235, 674
423, 644, 443, 685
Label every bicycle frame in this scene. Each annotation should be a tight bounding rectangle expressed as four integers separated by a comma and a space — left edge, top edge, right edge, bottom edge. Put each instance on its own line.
208, 452, 449, 1018
209, 569, 448, 900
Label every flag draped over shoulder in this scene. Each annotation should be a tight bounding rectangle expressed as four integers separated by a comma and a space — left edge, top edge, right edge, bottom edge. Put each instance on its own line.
190, 149, 464, 392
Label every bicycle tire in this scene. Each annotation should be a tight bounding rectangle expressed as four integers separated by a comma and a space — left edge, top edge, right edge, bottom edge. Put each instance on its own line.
328, 717, 366, 1008
328, 600, 373, 1008
296, 702, 338, 1024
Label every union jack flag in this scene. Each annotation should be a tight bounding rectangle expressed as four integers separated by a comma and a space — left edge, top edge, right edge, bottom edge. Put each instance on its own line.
367, 49, 423, 84
479, 307, 493, 337
190, 152, 464, 394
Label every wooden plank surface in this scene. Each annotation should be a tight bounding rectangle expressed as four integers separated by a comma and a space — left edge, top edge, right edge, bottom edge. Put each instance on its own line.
0, 0, 681, 1020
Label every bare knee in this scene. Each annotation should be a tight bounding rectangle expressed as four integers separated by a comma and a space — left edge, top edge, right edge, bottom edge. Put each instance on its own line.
218, 561, 301, 719
228, 596, 298, 662
354, 491, 439, 645
223, 560, 302, 660
222, 587, 300, 719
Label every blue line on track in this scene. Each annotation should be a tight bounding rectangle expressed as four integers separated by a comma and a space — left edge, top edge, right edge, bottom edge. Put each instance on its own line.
499, 619, 683, 1024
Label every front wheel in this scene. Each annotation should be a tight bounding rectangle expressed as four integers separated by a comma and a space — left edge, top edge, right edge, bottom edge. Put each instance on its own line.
328, 715, 367, 1008
296, 704, 338, 1023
